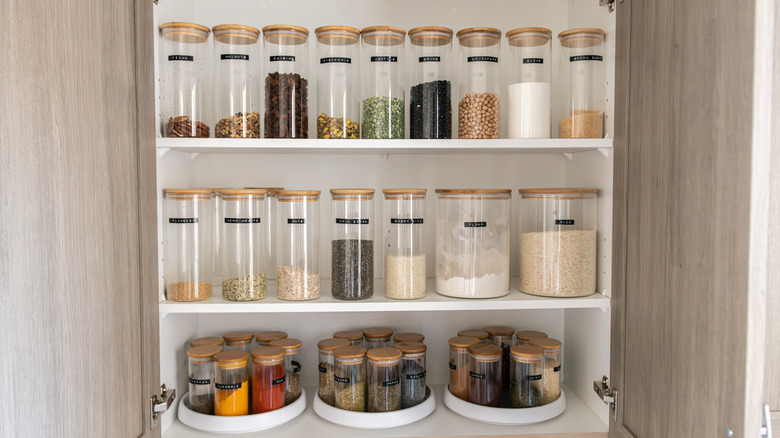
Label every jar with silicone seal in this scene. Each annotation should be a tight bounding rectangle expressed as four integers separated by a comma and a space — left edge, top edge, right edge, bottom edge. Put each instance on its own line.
317, 338, 351, 406
212, 24, 261, 138
367, 347, 402, 412
363, 327, 393, 350
506, 27, 552, 139
360, 26, 406, 139
395, 341, 427, 408
214, 350, 250, 416
529, 337, 562, 404
468, 342, 502, 407
187, 345, 222, 414
315, 26, 360, 139
334, 346, 368, 412
485, 326, 514, 389
276, 190, 320, 300
331, 189, 375, 300
263, 25, 310, 138
250, 346, 286, 413
270, 338, 303, 405
456, 27, 501, 139
408, 26, 453, 139
558, 28, 606, 138
218, 189, 268, 301
383, 189, 426, 300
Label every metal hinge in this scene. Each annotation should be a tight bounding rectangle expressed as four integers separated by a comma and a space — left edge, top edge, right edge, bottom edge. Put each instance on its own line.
150, 384, 176, 429
593, 375, 618, 421
761, 404, 773, 437
599, 0, 623, 13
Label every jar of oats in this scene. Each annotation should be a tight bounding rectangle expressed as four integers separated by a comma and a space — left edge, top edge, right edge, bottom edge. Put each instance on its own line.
558, 28, 605, 138
276, 190, 321, 300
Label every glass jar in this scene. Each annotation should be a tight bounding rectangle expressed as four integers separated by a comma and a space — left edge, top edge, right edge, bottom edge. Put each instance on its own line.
506, 27, 552, 139
529, 338, 562, 404
515, 330, 548, 346
363, 327, 393, 350
214, 350, 250, 416
510, 345, 545, 408
262, 25, 309, 138
317, 338, 351, 405
269, 338, 303, 405
434, 189, 511, 298
219, 189, 268, 301
160, 22, 210, 138
393, 332, 425, 345
468, 343, 502, 407
456, 27, 501, 139
212, 24, 261, 138
333, 330, 364, 346
457, 330, 488, 341
485, 326, 514, 389
558, 28, 606, 138
360, 26, 406, 139
189, 336, 224, 348
244, 187, 284, 281
331, 189, 375, 300
408, 26, 453, 139
383, 189, 426, 300
519, 188, 598, 297
334, 346, 368, 412
395, 342, 427, 408
211, 188, 231, 287
163, 189, 213, 302
222, 331, 254, 352
448, 336, 480, 401
315, 26, 360, 139
276, 190, 320, 300
367, 347, 402, 412
255, 331, 288, 346
250, 346, 286, 413
187, 345, 222, 414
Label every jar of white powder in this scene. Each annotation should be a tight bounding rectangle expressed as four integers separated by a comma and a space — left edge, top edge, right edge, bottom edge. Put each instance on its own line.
506, 27, 552, 139
383, 189, 427, 300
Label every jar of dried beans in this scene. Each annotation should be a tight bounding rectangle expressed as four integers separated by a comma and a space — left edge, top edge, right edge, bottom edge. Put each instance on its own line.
276, 190, 321, 301
558, 28, 606, 138
262, 25, 309, 138
408, 26, 453, 139
456, 27, 501, 139
383, 189, 426, 300
212, 24, 261, 138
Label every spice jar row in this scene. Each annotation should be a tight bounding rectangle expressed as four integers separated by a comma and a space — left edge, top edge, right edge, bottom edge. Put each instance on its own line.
161, 22, 606, 140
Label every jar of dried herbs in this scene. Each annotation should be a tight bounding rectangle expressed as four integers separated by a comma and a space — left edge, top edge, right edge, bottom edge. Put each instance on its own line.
218, 189, 268, 301
510, 344, 544, 408
367, 347, 402, 412
395, 341, 427, 408
317, 338, 350, 406
334, 346, 368, 412
187, 345, 222, 415
269, 338, 303, 405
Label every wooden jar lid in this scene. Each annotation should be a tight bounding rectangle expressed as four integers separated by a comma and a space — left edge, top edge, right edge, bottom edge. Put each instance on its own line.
363, 327, 393, 338
187, 345, 223, 358
251, 346, 286, 360
318, 338, 351, 351
393, 332, 425, 343
255, 331, 288, 343
457, 330, 489, 340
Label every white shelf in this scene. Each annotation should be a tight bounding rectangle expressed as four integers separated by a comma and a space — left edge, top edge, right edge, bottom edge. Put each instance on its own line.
163, 385, 607, 438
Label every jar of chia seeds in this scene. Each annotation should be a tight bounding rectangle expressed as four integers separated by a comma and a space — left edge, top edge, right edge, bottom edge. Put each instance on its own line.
456, 27, 501, 139
262, 25, 309, 138
315, 26, 360, 139
506, 27, 552, 139
468, 342, 502, 407
529, 337, 562, 405
269, 338, 302, 405
334, 346, 368, 412
360, 26, 406, 139
212, 24, 261, 138
218, 189, 268, 301
331, 189, 375, 300
383, 189, 427, 300
485, 326, 514, 389
510, 344, 544, 408
408, 26, 453, 139
187, 345, 222, 414
255, 330, 288, 346
222, 331, 254, 353
558, 28, 606, 138
333, 330, 364, 346
276, 190, 320, 300
515, 330, 548, 346
363, 327, 393, 350
448, 336, 480, 401
367, 347, 402, 412
395, 341, 427, 408
317, 338, 351, 406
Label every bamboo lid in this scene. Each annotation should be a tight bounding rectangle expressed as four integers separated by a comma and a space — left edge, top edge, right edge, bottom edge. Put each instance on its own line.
409, 26, 453, 47
214, 350, 249, 366
222, 331, 254, 342
506, 27, 552, 47
333, 346, 367, 359
161, 22, 210, 44
449, 336, 481, 348
256, 331, 288, 342
164, 188, 213, 200
510, 345, 544, 361
277, 190, 321, 202
190, 336, 224, 348
529, 337, 562, 350
468, 342, 502, 358
263, 24, 309, 45
363, 327, 393, 338
251, 346, 286, 360
435, 189, 511, 194
330, 188, 375, 196
485, 325, 515, 337
394, 341, 427, 354
558, 28, 605, 49
333, 330, 364, 341
187, 345, 223, 358
367, 347, 402, 362
212, 24, 260, 44
217, 188, 267, 199
244, 187, 284, 195
393, 332, 425, 343
382, 188, 427, 199
457, 330, 489, 340
318, 338, 351, 351
519, 188, 598, 194
361, 26, 406, 46
515, 330, 549, 341
270, 338, 302, 350
315, 25, 360, 45
456, 27, 501, 48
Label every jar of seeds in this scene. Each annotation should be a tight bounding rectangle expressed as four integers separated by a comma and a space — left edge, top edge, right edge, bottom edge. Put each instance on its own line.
263, 25, 309, 138
250, 346, 286, 413
331, 189, 375, 300
212, 24, 261, 138
363, 327, 393, 350
315, 26, 360, 139
222, 331, 254, 353
529, 337, 562, 404
333, 330, 364, 346
408, 26, 453, 139
395, 342, 427, 408
276, 190, 321, 300
485, 325, 514, 389
468, 342, 502, 407
383, 189, 427, 300
448, 336, 481, 401
360, 26, 406, 139
558, 28, 605, 138
367, 347, 402, 412
214, 350, 250, 416
393, 332, 425, 345
317, 338, 351, 406
269, 338, 303, 405
187, 345, 222, 414
457, 329, 489, 341
456, 27, 502, 139
510, 344, 544, 408
255, 330, 288, 346
334, 346, 368, 412
218, 189, 268, 301
189, 336, 224, 348
515, 330, 548, 346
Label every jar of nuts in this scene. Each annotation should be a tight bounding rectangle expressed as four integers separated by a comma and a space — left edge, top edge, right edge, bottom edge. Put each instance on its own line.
212, 24, 261, 138
456, 27, 502, 139
315, 26, 361, 139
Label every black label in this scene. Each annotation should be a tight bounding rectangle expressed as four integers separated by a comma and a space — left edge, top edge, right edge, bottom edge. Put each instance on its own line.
221, 54, 249, 61
469, 371, 486, 380
449, 363, 457, 370
390, 218, 424, 225
406, 371, 426, 380
570, 55, 603, 62
320, 57, 351, 64
215, 382, 242, 390
555, 219, 575, 225
189, 377, 210, 385
272, 376, 286, 385
336, 218, 369, 225
225, 218, 261, 224
382, 378, 400, 387
464, 221, 487, 228
554, 365, 561, 372
523, 57, 544, 64
288, 218, 305, 224
334, 376, 350, 383
526, 374, 542, 381
292, 361, 302, 373
371, 56, 398, 62
270, 55, 295, 62
318, 365, 327, 373
467, 56, 498, 63
168, 55, 193, 61
169, 218, 198, 224
419, 56, 440, 63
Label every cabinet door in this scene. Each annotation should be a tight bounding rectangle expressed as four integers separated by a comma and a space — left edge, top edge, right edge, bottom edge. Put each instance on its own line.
0, 0, 160, 437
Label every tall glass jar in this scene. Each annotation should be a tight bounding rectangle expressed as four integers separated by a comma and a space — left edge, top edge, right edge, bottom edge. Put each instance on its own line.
468, 342, 502, 407
160, 22, 210, 138
367, 347, 402, 412
331, 189, 375, 300
315, 26, 360, 139
456, 27, 501, 139
276, 190, 320, 300
333, 330, 364, 346
187, 345, 222, 414
190, 336, 224, 348
317, 338, 351, 406
244, 187, 284, 281
214, 350, 250, 416
485, 326, 514, 389
510, 344, 544, 408
363, 327, 393, 350
519, 188, 598, 297
334, 346, 368, 412
457, 330, 488, 340
222, 331, 254, 353
515, 330, 548, 346
506, 27, 552, 139
255, 331, 288, 347
269, 338, 302, 405
393, 332, 425, 344
219, 189, 268, 301
434, 189, 511, 298
250, 346, 286, 413
211, 188, 231, 287
212, 24, 261, 138
360, 26, 406, 139
383, 189, 426, 300
163, 189, 213, 302
263, 25, 309, 138
408, 26, 453, 139
395, 342, 427, 408
529, 337, 562, 404
558, 28, 605, 138
448, 336, 480, 401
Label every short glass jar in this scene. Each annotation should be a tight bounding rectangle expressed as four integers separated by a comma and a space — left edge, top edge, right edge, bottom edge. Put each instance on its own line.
187, 345, 222, 414
276, 190, 321, 300
189, 336, 224, 348
269, 338, 303, 405
393, 332, 425, 345
515, 330, 548, 346
262, 25, 310, 138
331, 189, 375, 300
558, 28, 606, 138
383, 189, 426, 300
468, 342, 502, 407
212, 24, 261, 138
457, 329, 489, 341
222, 331, 254, 353
315, 26, 361, 139
448, 336, 480, 401
250, 346, 286, 413
363, 327, 393, 350
506, 27, 552, 139
456, 27, 501, 139
333, 330, 364, 347
367, 347, 402, 412
360, 26, 406, 139
334, 346, 368, 412
218, 189, 268, 301
510, 344, 545, 408
485, 326, 514, 389
213, 350, 250, 416
529, 337, 562, 405
395, 341, 427, 408
317, 338, 351, 406
408, 26, 453, 139
256, 330, 288, 346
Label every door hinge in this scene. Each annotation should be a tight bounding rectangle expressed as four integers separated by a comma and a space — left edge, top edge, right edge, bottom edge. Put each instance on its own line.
593, 375, 618, 421
599, 0, 623, 13
150, 384, 176, 429
761, 404, 773, 437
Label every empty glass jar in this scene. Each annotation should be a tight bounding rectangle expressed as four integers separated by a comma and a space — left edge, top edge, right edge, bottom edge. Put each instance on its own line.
331, 189, 375, 300
317, 338, 351, 406
315, 26, 360, 139
187, 345, 222, 414
408, 26, 453, 139
529, 337, 562, 404
263, 25, 309, 138
214, 350, 250, 416
367, 347, 402, 412
558, 28, 606, 138
395, 342, 427, 408
448, 336, 481, 401
456, 27, 501, 139
468, 342, 502, 407
360, 26, 406, 139
219, 189, 268, 301
383, 189, 426, 300
270, 338, 302, 405
276, 190, 320, 300
334, 346, 368, 412
510, 344, 544, 408
212, 24, 261, 138
507, 27, 552, 139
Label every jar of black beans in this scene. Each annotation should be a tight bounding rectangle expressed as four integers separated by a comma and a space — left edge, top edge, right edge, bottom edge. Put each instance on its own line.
408, 27, 454, 139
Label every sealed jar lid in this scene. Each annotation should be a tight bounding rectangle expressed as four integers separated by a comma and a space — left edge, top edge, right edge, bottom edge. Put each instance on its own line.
269, 338, 302, 350
262, 24, 309, 45
333, 330, 364, 341
519, 188, 598, 200
276, 190, 321, 201
382, 189, 427, 199
456, 27, 502, 48
190, 336, 224, 348
244, 187, 284, 196
367, 347, 402, 362
409, 26, 453, 46
214, 350, 250, 367
449, 336, 482, 348
558, 28, 606, 48
256, 331, 288, 343
484, 326, 515, 337
510, 345, 544, 362
164, 188, 213, 200
361, 26, 406, 46
393, 332, 425, 343
222, 331, 254, 342
435, 189, 511, 199
468, 342, 502, 358
333, 346, 368, 359
251, 346, 286, 361
394, 341, 427, 354
516, 330, 548, 341
457, 330, 489, 340
363, 327, 393, 338
506, 27, 552, 47
529, 337, 563, 351
330, 188, 375, 199
315, 25, 360, 45
187, 345, 223, 358
318, 338, 351, 351
160, 22, 210, 44
212, 24, 260, 44
217, 188, 267, 200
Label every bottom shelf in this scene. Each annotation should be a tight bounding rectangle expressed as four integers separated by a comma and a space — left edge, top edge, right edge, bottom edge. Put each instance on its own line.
163, 384, 608, 437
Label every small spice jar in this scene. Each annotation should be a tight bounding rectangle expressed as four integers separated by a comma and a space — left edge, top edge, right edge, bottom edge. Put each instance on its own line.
276, 190, 321, 300
485, 326, 514, 389
393, 332, 425, 345
360, 26, 406, 139
244, 187, 284, 281
457, 329, 489, 341
317, 338, 351, 406
468, 342, 502, 407
222, 331, 254, 353
189, 336, 224, 348
363, 327, 393, 350
515, 330, 548, 346
383, 189, 427, 300
218, 189, 268, 301
367, 347, 402, 412
256, 331, 288, 346
263, 25, 310, 138
269, 338, 303, 405
510, 344, 545, 408
558, 28, 606, 138
214, 350, 250, 416
529, 337, 562, 404
315, 26, 361, 139
331, 189, 375, 300
448, 336, 480, 401
334, 346, 368, 412
163, 189, 213, 302
187, 345, 222, 414
333, 330, 364, 346
160, 22, 210, 138
519, 188, 598, 297
408, 26, 454, 139
212, 24, 261, 138
250, 346, 286, 413
456, 27, 502, 139
395, 342, 427, 408
506, 27, 552, 139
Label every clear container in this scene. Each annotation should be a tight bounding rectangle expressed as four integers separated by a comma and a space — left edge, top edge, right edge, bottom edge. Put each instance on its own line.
448, 336, 480, 401
214, 350, 250, 416
330, 189, 375, 300
367, 347, 402, 412
506, 27, 552, 139
360, 26, 406, 139
518, 188, 598, 297
263, 25, 310, 138
250, 346, 286, 413
163, 189, 213, 302
363, 327, 393, 350
256, 331, 288, 346
276, 190, 321, 300
160, 22, 211, 138
408, 27, 453, 139
515, 330, 548, 346
558, 28, 605, 138
190, 336, 224, 348
222, 331, 254, 353
315, 26, 361, 139
211, 188, 232, 286
317, 338, 351, 406
395, 342, 427, 408
434, 189, 511, 298
219, 189, 268, 301
485, 326, 514, 389
468, 343, 502, 407
212, 24, 261, 138
334, 346, 368, 412
456, 27, 501, 139
393, 332, 425, 344
244, 187, 284, 281
509, 345, 544, 408
457, 329, 489, 341
187, 345, 222, 414
529, 338, 562, 405
383, 189, 427, 300
269, 338, 302, 405
333, 330, 364, 346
